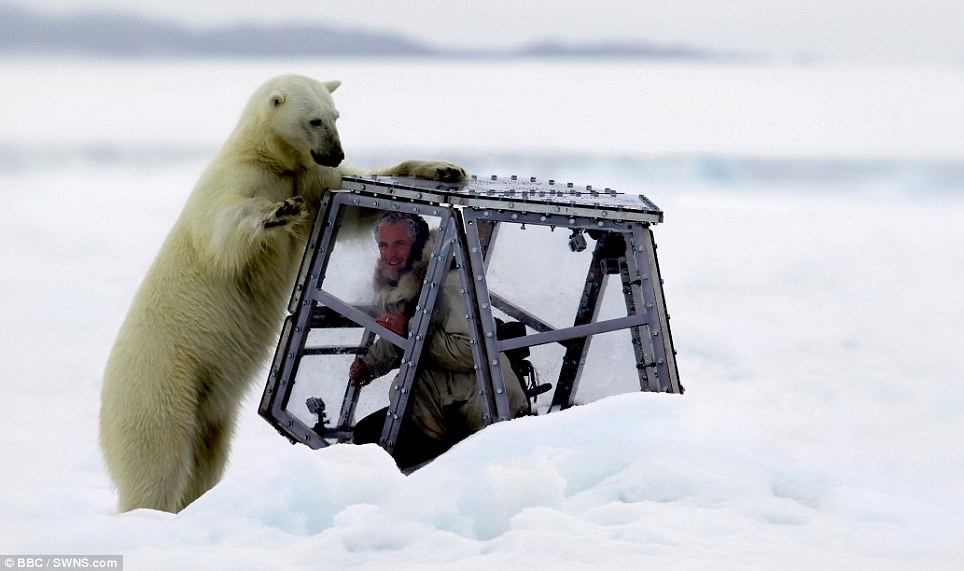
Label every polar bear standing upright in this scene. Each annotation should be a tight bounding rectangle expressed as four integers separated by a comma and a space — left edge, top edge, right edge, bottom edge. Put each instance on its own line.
99, 74, 465, 513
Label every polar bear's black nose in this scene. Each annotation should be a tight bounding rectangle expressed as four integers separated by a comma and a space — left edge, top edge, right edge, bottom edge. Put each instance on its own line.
311, 147, 344, 167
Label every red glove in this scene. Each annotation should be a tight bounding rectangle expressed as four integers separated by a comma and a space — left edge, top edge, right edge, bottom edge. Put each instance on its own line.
349, 358, 372, 386
376, 312, 407, 336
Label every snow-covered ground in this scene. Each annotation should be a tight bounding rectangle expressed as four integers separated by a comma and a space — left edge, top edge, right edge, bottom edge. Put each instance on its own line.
1, 58, 963, 570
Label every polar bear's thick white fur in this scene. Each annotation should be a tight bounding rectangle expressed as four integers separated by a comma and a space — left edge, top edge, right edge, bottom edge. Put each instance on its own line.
99, 74, 465, 513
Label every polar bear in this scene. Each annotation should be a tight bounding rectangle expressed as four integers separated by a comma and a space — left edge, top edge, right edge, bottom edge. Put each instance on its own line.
99, 74, 465, 513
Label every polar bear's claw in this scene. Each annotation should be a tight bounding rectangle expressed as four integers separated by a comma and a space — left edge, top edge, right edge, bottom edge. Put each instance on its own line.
264, 197, 306, 228
435, 165, 467, 182
393, 160, 467, 182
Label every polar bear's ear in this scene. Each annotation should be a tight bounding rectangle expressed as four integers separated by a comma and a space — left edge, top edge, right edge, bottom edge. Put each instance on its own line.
270, 90, 287, 107
322, 80, 341, 93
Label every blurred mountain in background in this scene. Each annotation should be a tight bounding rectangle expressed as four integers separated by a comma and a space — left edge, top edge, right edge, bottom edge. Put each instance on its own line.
0, 5, 753, 61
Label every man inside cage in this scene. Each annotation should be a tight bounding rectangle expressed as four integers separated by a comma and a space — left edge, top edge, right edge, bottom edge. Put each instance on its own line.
349, 211, 529, 468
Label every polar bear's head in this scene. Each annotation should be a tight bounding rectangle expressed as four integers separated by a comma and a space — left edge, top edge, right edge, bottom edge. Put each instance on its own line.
239, 74, 345, 170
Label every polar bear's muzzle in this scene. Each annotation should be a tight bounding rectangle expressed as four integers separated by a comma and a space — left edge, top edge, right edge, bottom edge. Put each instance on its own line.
311, 147, 344, 168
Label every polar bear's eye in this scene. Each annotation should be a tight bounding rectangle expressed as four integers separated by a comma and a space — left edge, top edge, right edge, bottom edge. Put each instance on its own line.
309, 119, 322, 127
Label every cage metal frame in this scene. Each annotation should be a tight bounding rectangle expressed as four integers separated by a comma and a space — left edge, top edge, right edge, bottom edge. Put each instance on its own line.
259, 175, 681, 455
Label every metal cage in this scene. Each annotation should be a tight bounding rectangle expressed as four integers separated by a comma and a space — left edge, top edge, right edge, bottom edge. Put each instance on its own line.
259, 175, 681, 458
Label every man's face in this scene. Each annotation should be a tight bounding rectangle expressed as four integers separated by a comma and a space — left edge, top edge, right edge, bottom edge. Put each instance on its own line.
377, 222, 414, 281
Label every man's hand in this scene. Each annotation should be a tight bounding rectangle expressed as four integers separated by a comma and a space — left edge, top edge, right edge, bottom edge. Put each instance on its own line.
376, 312, 407, 336
349, 358, 372, 387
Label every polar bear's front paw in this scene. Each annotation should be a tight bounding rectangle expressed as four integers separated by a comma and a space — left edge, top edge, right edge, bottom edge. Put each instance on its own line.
264, 197, 307, 229
432, 162, 468, 182
396, 160, 467, 183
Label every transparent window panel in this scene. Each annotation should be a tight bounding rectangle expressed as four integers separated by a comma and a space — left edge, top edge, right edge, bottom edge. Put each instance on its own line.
282, 205, 448, 437
486, 223, 596, 330
574, 328, 642, 405
486, 223, 646, 409
320, 206, 381, 310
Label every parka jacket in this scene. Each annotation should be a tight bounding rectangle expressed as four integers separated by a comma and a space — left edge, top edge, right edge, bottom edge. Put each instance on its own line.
359, 233, 529, 442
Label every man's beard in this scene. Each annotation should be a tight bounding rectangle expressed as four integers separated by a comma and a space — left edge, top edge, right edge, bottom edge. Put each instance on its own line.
379, 258, 414, 285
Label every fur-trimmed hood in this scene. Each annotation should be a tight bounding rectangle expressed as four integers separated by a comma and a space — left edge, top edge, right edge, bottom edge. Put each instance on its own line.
371, 229, 438, 315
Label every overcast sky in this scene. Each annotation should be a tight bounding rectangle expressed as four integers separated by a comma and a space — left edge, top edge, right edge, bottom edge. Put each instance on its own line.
7, 0, 964, 65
